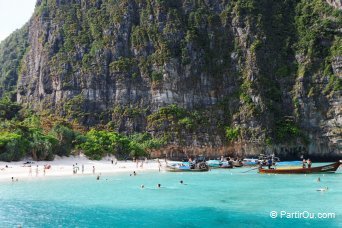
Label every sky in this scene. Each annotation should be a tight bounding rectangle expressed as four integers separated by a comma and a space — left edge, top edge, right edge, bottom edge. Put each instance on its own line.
0, 0, 36, 42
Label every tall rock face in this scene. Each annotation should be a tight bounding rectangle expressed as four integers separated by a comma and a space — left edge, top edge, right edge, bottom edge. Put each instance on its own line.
326, 0, 342, 9
0, 25, 29, 99
1, 0, 341, 159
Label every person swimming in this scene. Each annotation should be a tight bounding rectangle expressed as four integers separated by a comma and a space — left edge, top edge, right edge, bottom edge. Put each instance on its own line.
141, 184, 144, 189
180, 180, 187, 185
157, 184, 161, 188
316, 187, 328, 192
317, 177, 321, 182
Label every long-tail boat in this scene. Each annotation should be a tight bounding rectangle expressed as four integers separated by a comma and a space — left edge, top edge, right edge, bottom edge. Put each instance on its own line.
258, 161, 341, 174
166, 162, 209, 172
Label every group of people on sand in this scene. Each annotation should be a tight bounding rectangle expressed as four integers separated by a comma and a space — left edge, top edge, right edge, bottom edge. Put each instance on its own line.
1, 165, 10, 171
133, 157, 148, 168
72, 163, 80, 174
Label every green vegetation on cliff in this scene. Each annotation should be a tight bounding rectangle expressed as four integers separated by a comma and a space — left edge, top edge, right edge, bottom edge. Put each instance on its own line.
0, 99, 165, 161
0, 25, 28, 99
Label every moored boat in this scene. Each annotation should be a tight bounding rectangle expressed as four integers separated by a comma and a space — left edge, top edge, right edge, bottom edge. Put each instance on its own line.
166, 162, 209, 172
259, 161, 341, 174
232, 160, 243, 167
206, 160, 233, 169
242, 158, 259, 166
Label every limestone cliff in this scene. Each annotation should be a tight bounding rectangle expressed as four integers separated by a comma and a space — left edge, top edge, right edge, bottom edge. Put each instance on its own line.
0, 0, 341, 160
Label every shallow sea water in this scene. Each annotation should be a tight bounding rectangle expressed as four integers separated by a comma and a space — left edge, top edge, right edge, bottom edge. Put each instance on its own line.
0, 165, 341, 227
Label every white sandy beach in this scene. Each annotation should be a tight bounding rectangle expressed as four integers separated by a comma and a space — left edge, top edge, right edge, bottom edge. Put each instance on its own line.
0, 154, 167, 181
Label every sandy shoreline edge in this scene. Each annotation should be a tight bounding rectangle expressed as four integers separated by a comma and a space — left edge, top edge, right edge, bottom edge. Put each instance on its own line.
0, 154, 166, 182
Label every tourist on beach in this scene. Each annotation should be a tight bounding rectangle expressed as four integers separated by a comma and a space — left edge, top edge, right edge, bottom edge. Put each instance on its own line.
157, 158, 161, 172
43, 167, 46, 176
11, 177, 14, 182
29, 166, 32, 176
82, 164, 84, 174
36, 165, 39, 176
111, 159, 113, 164
92, 166, 95, 174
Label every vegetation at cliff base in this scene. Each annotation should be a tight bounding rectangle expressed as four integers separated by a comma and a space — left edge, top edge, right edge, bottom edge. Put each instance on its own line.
0, 98, 165, 161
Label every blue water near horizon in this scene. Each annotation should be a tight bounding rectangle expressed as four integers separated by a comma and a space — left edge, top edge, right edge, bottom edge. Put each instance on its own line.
0, 165, 341, 227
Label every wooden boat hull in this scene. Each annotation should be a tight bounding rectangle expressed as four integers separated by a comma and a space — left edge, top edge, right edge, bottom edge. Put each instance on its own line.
259, 161, 341, 174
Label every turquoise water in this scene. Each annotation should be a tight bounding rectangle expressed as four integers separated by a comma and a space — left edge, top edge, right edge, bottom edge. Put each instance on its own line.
0, 166, 341, 227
